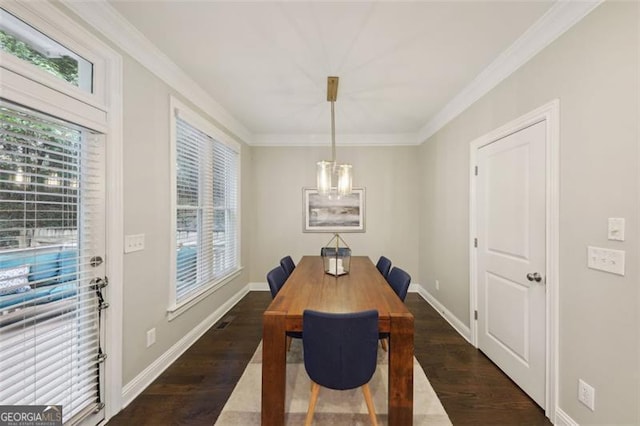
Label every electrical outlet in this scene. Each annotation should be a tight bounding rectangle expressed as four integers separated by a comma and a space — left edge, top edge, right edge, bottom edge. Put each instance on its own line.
435, 279, 440, 290
146, 328, 156, 348
578, 379, 595, 411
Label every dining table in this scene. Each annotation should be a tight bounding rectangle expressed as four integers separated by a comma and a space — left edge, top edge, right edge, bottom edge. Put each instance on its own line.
261, 255, 414, 425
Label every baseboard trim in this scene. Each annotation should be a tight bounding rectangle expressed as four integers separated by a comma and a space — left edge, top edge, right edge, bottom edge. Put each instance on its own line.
120, 283, 251, 408
408, 283, 422, 293
413, 284, 472, 344
554, 408, 577, 426
249, 282, 269, 291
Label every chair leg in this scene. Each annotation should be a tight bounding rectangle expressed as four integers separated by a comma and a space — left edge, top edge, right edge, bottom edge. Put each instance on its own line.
361, 383, 378, 426
305, 382, 321, 426
380, 338, 387, 352
286, 336, 292, 352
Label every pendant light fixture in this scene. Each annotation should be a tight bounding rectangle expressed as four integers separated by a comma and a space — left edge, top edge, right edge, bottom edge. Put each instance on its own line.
316, 76, 352, 197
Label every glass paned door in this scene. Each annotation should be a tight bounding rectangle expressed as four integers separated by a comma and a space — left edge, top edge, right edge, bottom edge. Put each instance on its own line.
0, 99, 105, 424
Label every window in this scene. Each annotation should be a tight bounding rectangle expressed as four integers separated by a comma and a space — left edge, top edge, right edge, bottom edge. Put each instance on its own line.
171, 99, 240, 310
0, 8, 93, 93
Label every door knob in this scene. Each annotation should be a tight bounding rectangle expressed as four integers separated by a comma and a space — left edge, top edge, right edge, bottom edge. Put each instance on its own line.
526, 272, 542, 282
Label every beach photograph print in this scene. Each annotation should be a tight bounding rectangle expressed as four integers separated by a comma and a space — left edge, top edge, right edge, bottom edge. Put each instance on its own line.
303, 188, 365, 232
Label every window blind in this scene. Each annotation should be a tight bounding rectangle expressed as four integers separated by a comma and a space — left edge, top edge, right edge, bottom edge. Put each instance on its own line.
175, 114, 238, 304
0, 100, 104, 423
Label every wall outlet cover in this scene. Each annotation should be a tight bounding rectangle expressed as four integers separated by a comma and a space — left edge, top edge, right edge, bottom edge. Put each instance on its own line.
146, 328, 156, 348
578, 379, 595, 411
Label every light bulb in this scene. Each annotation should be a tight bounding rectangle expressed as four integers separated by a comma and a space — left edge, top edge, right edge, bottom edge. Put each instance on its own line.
316, 161, 333, 195
337, 164, 352, 197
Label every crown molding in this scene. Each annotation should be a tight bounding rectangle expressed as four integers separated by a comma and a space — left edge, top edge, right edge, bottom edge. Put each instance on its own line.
60, 0, 601, 148
60, 0, 254, 145
416, 0, 604, 144
252, 132, 418, 147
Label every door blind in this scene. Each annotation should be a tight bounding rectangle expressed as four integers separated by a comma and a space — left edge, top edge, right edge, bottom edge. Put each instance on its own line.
175, 115, 238, 304
0, 100, 104, 423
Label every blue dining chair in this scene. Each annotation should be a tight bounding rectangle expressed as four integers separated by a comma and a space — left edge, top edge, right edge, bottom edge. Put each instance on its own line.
280, 255, 296, 277
267, 265, 288, 299
375, 256, 392, 280
380, 266, 411, 351
266, 265, 302, 350
303, 309, 379, 426
388, 267, 411, 302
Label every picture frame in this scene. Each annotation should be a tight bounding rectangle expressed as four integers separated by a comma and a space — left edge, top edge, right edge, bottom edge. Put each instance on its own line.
303, 187, 366, 233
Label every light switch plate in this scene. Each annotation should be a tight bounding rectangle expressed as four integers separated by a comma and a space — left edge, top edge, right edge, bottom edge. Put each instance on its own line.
607, 218, 625, 241
587, 246, 625, 276
124, 234, 145, 253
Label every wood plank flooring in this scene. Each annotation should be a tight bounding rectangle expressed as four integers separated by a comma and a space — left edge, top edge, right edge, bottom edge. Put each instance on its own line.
107, 292, 551, 425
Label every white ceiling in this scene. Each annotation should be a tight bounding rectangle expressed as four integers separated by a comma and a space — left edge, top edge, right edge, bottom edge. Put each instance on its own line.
107, 1, 556, 143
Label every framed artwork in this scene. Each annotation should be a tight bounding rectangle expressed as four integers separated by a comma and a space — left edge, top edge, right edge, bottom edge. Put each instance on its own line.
303, 188, 365, 233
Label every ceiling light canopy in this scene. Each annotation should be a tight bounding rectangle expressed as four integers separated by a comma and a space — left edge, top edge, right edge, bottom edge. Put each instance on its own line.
316, 76, 352, 197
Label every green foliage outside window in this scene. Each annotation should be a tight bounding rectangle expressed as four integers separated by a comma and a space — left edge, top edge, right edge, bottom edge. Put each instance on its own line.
0, 30, 78, 85
0, 104, 80, 249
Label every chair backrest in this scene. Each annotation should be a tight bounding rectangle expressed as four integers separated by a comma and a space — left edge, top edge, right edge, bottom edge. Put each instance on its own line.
303, 309, 379, 391
376, 256, 392, 279
266, 266, 288, 299
388, 267, 411, 301
279, 256, 296, 277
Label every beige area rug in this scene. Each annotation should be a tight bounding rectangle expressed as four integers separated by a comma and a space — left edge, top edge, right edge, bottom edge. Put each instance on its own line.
215, 339, 451, 425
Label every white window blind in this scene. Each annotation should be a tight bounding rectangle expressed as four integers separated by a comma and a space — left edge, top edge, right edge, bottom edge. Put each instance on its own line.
0, 100, 104, 423
175, 112, 239, 305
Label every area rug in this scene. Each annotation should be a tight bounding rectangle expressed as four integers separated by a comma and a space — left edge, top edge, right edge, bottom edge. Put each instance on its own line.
215, 339, 451, 425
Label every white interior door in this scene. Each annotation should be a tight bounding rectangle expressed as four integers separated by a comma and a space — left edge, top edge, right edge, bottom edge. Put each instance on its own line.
476, 120, 546, 407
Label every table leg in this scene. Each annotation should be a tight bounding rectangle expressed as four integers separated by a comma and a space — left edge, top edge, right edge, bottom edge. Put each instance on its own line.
262, 311, 287, 426
388, 313, 414, 425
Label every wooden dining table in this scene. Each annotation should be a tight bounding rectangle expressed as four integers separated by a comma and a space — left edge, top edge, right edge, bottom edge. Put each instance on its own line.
262, 255, 414, 425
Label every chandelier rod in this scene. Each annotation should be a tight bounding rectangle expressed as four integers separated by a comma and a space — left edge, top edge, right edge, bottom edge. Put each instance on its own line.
327, 76, 339, 164
331, 100, 336, 163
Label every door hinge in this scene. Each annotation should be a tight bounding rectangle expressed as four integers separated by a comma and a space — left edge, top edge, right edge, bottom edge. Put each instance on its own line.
474, 238, 478, 248
474, 310, 478, 320
474, 165, 478, 176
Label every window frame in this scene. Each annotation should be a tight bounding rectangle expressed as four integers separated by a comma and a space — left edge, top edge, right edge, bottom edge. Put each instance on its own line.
168, 96, 241, 319
0, 1, 107, 112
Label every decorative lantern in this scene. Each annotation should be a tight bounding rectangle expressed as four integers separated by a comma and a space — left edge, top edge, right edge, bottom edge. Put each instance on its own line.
321, 234, 351, 276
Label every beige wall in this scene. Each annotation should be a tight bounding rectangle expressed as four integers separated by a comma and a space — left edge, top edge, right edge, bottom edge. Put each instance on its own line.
418, 2, 639, 424
120, 56, 253, 384
250, 145, 419, 284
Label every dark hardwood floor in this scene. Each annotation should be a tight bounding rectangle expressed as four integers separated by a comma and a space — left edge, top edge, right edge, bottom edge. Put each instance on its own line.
108, 292, 551, 425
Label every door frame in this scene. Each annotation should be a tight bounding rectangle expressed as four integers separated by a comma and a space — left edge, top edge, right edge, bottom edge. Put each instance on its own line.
469, 100, 559, 420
